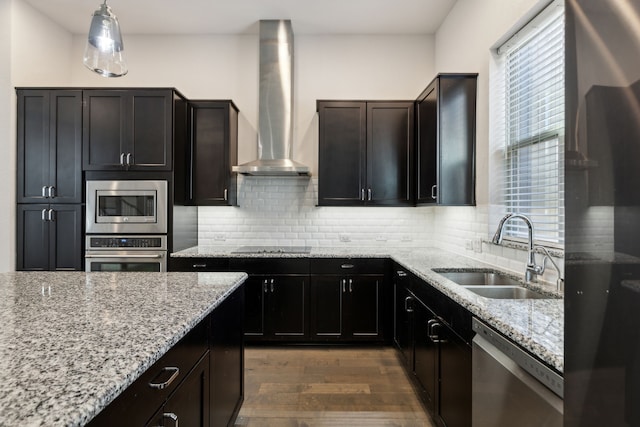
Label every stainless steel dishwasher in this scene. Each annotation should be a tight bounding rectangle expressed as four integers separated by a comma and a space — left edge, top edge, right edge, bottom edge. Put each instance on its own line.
472, 318, 563, 427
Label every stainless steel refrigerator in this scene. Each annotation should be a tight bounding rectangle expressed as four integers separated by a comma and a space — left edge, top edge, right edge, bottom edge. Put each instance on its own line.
565, 1, 640, 425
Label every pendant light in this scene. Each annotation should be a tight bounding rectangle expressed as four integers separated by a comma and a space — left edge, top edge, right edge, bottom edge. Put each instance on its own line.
83, 0, 127, 77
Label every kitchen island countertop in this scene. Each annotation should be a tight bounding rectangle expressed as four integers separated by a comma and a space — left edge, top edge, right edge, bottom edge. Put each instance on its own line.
0, 271, 247, 427
173, 245, 564, 373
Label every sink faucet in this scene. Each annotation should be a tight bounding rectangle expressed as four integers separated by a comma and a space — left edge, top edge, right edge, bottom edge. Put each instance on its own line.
492, 213, 538, 283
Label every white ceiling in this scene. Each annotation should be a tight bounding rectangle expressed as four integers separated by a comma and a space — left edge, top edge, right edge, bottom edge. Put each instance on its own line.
22, 0, 457, 35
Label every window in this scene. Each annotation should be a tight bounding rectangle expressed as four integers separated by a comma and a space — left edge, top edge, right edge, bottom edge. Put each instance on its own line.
490, 0, 565, 245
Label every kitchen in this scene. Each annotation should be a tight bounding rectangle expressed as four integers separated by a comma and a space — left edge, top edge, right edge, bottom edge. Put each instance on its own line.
1, 0, 638, 426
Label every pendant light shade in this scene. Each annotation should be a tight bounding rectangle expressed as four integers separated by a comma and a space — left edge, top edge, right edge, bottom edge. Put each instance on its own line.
83, 1, 127, 77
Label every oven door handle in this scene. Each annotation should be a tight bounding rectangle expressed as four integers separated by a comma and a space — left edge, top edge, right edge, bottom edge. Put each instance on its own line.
85, 254, 165, 259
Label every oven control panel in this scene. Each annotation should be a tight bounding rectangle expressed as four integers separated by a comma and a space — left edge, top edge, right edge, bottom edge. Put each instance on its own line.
87, 235, 167, 250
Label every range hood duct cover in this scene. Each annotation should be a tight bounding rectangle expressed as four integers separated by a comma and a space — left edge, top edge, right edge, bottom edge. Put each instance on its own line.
233, 20, 310, 176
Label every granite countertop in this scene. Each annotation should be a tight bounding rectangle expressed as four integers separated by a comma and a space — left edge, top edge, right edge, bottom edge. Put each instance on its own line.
173, 245, 564, 373
0, 271, 247, 427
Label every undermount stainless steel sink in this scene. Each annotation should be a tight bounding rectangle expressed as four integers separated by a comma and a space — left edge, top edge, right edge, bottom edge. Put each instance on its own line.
433, 269, 552, 299
434, 270, 522, 287
463, 285, 548, 299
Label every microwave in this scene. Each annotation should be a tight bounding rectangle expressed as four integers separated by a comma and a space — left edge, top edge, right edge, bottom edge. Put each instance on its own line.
86, 180, 168, 234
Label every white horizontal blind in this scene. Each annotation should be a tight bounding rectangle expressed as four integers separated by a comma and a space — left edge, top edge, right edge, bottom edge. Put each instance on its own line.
495, 2, 565, 245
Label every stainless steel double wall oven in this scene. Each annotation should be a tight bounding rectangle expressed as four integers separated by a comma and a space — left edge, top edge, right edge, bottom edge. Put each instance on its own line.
85, 180, 168, 272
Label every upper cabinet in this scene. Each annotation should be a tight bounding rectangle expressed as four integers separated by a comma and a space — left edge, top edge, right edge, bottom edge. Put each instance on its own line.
17, 90, 83, 204
82, 89, 183, 171
317, 100, 414, 206
416, 74, 477, 206
178, 101, 238, 206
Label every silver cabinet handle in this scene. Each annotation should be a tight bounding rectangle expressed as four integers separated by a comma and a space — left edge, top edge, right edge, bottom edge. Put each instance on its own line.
191, 263, 207, 268
263, 279, 268, 293
42, 186, 47, 198
428, 319, 447, 343
224, 188, 228, 201
148, 366, 180, 390
431, 185, 437, 200
41, 208, 47, 221
397, 270, 407, 277
48, 186, 55, 198
270, 278, 275, 293
47, 209, 54, 222
85, 254, 164, 259
162, 412, 178, 427
404, 296, 413, 313
342, 279, 346, 293
349, 278, 353, 293
126, 152, 132, 166
361, 188, 365, 201
368, 188, 372, 201
120, 152, 125, 166
341, 264, 354, 269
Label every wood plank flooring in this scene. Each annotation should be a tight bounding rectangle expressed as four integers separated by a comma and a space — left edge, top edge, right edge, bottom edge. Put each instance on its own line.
235, 346, 434, 427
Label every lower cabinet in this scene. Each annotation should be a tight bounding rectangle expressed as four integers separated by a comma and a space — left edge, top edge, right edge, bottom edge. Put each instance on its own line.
147, 352, 211, 427
230, 258, 310, 342
309, 259, 387, 342
87, 285, 244, 427
393, 267, 472, 427
16, 204, 83, 271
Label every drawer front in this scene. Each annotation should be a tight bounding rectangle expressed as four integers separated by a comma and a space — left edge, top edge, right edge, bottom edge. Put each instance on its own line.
229, 257, 310, 275
169, 257, 229, 271
310, 258, 388, 275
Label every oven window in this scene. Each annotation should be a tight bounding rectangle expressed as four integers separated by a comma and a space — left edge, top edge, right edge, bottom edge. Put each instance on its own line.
90, 262, 161, 272
99, 195, 155, 217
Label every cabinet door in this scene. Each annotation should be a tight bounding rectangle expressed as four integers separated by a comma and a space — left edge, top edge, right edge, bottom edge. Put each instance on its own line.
130, 91, 172, 170
413, 298, 438, 414
309, 276, 344, 339
416, 83, 438, 204
438, 326, 472, 427
346, 275, 382, 339
267, 276, 308, 339
17, 204, 50, 271
83, 90, 173, 170
366, 102, 414, 206
147, 353, 210, 427
393, 274, 413, 366
188, 102, 235, 205
83, 90, 127, 170
244, 277, 266, 338
211, 286, 244, 427
17, 90, 82, 204
16, 204, 82, 271
438, 76, 477, 206
318, 101, 366, 205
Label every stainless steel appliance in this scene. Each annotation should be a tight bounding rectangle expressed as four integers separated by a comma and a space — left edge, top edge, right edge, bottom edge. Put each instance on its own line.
472, 318, 563, 427
86, 180, 168, 234
85, 235, 167, 272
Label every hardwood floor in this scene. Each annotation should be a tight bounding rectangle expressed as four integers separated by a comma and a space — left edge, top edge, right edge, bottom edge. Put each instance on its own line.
235, 346, 434, 427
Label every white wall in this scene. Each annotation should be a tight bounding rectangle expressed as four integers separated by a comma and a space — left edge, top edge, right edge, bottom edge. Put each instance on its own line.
0, 0, 13, 272
431, 0, 564, 284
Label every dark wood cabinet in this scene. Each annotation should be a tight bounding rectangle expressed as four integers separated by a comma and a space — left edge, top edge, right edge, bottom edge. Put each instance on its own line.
231, 258, 310, 342
416, 74, 477, 205
309, 258, 387, 342
16, 89, 83, 204
147, 352, 211, 427
83, 89, 180, 171
393, 266, 472, 427
17, 204, 83, 271
181, 101, 238, 206
88, 285, 244, 427
317, 100, 414, 206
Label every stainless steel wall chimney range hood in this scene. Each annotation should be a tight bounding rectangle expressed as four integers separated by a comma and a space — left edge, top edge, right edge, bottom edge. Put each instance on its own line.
233, 20, 310, 176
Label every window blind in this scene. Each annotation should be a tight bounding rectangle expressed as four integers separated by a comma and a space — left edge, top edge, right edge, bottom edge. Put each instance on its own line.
492, 1, 565, 245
